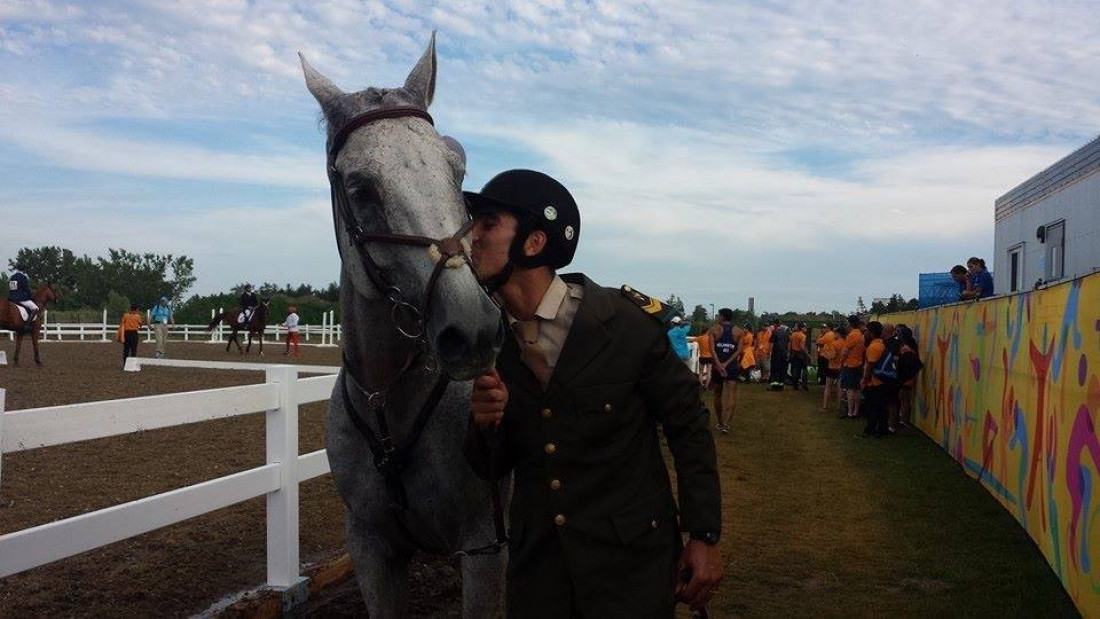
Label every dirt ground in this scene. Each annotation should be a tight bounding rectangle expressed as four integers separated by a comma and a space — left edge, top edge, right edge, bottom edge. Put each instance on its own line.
0, 340, 461, 618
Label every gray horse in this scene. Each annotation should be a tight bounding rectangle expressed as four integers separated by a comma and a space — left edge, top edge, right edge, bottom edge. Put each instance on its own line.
301, 35, 507, 618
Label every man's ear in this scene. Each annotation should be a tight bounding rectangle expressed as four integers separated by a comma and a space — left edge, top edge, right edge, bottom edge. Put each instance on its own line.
524, 229, 548, 258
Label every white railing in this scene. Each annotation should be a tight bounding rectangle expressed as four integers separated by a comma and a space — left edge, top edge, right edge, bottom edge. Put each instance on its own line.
0, 357, 340, 593
1, 309, 341, 345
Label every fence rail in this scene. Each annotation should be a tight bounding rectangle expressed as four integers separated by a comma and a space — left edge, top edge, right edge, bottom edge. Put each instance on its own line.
0, 357, 339, 594
0, 308, 341, 346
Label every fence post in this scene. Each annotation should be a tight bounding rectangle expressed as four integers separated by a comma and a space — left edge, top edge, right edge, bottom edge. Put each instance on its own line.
264, 365, 305, 591
0, 388, 5, 489
102, 308, 108, 341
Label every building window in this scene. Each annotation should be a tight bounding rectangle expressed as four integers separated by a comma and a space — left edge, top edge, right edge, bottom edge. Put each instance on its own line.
1008, 244, 1024, 292
1045, 220, 1065, 282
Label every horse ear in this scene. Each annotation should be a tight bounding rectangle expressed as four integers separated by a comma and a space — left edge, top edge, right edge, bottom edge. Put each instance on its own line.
299, 52, 344, 109
404, 32, 437, 108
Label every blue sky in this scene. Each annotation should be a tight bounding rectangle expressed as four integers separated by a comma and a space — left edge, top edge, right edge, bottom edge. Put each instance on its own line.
1, 0, 1098, 313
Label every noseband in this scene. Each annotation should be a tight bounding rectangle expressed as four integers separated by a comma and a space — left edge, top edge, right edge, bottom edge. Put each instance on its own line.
327, 105, 475, 344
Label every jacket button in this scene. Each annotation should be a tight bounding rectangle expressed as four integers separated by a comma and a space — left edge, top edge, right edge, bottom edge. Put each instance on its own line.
544, 443, 557, 455
554, 514, 566, 526
604, 403, 613, 412
541, 408, 553, 419
650, 519, 658, 529
550, 479, 562, 491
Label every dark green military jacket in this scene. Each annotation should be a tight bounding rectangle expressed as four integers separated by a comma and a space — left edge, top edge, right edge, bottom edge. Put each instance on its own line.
467, 273, 721, 618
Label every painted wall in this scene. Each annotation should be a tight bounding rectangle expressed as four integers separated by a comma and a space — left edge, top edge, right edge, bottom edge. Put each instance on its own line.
882, 271, 1100, 616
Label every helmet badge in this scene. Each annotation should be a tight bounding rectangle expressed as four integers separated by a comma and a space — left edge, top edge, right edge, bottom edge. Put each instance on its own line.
544, 206, 557, 221
564, 225, 575, 240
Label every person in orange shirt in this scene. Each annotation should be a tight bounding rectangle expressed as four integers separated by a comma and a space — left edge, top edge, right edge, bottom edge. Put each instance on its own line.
815, 324, 833, 386
838, 315, 865, 419
788, 322, 809, 390
738, 325, 756, 381
819, 324, 844, 411
692, 327, 715, 389
756, 325, 772, 382
861, 321, 889, 437
117, 303, 144, 368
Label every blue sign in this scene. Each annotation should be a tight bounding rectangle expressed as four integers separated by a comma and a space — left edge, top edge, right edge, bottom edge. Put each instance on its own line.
919, 272, 961, 308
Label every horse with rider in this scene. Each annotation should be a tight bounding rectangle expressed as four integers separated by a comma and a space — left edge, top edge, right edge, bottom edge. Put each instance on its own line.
206, 283, 269, 354
1, 263, 58, 366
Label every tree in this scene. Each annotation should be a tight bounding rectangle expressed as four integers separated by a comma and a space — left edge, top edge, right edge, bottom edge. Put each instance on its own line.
856, 296, 868, 315
664, 294, 685, 319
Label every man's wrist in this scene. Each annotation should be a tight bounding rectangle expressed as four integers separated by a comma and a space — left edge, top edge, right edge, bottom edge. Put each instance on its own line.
689, 531, 720, 545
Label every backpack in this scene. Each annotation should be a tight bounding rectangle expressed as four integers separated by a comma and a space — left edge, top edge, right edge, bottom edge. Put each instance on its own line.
872, 349, 899, 384
896, 349, 924, 382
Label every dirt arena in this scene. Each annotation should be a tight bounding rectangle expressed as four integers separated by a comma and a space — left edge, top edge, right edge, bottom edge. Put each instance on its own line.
0, 340, 460, 617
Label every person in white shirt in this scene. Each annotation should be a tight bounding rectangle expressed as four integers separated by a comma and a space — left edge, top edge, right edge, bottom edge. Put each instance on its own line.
282, 306, 300, 356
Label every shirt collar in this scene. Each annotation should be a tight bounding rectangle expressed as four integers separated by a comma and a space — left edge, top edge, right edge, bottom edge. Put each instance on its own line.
506, 274, 570, 325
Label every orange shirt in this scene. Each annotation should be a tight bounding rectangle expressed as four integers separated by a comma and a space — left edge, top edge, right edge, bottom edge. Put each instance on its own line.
120, 311, 143, 331
865, 338, 885, 386
695, 332, 714, 359
843, 329, 865, 368
826, 335, 844, 370
739, 331, 756, 369
817, 330, 835, 349
790, 331, 807, 352
758, 328, 772, 355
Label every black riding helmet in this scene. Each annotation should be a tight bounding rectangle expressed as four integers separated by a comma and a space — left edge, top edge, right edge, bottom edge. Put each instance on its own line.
464, 169, 580, 271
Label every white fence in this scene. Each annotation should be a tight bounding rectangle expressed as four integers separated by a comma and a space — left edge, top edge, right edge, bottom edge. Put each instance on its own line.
1, 309, 341, 346
0, 357, 340, 594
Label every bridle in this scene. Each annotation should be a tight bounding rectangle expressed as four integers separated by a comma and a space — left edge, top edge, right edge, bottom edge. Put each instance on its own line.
326, 104, 507, 558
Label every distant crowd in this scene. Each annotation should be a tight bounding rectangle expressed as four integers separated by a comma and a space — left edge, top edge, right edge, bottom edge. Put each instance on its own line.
668, 311, 924, 438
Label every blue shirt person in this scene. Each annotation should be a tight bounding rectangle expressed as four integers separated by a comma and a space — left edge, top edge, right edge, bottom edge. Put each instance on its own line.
667, 316, 692, 361
151, 298, 174, 324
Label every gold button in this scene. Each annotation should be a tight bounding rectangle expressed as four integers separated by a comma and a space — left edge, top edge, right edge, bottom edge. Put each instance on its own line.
545, 443, 557, 455
554, 514, 566, 526
541, 408, 553, 419
604, 403, 613, 412
650, 519, 658, 529
550, 479, 562, 491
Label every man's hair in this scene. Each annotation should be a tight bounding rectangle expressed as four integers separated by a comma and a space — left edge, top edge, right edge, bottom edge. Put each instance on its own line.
866, 321, 884, 338
129, 303, 139, 311
718, 308, 734, 321
847, 314, 862, 327
950, 264, 967, 275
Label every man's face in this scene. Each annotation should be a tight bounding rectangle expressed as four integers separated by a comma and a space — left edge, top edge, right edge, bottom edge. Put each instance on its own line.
883, 324, 896, 340
470, 210, 519, 282
952, 271, 967, 282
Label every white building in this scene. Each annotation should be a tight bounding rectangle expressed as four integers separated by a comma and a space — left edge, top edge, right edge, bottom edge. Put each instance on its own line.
994, 135, 1100, 294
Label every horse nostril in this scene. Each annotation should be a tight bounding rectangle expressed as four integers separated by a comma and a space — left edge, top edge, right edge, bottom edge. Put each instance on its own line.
436, 326, 469, 362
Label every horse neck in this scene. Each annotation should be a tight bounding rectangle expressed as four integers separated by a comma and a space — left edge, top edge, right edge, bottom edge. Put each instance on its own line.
34, 290, 53, 308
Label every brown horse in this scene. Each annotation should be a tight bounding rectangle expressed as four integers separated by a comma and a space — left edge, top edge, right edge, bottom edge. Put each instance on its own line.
206, 300, 269, 354
0, 284, 58, 366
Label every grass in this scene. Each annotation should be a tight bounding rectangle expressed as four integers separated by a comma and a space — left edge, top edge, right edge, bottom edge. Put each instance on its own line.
694, 382, 1079, 617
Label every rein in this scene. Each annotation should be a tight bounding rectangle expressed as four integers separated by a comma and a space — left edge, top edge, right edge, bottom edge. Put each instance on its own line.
327, 105, 508, 557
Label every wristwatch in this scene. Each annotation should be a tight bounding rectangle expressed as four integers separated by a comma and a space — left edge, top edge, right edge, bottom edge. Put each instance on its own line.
690, 531, 720, 545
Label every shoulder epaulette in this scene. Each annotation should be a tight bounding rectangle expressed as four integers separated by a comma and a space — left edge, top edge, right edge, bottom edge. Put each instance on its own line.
620, 284, 670, 323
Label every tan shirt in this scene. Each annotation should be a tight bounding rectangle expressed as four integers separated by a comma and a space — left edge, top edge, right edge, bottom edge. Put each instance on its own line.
506, 275, 584, 372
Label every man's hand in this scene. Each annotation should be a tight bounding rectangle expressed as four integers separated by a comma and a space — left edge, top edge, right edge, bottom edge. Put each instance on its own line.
471, 368, 508, 428
675, 540, 722, 610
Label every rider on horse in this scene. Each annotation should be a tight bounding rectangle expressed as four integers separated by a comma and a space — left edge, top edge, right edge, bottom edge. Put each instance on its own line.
8, 263, 38, 325
238, 284, 259, 324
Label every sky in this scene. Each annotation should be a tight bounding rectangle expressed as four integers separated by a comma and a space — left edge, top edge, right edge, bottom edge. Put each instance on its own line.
1, 0, 1098, 314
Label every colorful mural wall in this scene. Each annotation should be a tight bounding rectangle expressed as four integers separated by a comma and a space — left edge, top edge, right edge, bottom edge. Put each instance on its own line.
884, 272, 1100, 616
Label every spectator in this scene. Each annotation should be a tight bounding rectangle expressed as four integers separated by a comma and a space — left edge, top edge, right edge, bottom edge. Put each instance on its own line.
861, 321, 890, 437
738, 323, 756, 382
961, 257, 994, 300
896, 325, 923, 429
820, 324, 845, 412
667, 315, 693, 364
711, 308, 739, 434
950, 264, 969, 300
838, 315, 865, 419
756, 324, 772, 382
788, 322, 810, 390
150, 296, 174, 359
117, 303, 144, 369
691, 327, 715, 389
283, 305, 301, 357
815, 324, 834, 386
881, 323, 900, 433
769, 320, 790, 386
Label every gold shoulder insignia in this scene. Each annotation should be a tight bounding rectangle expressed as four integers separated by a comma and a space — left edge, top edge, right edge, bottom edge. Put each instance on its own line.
620, 285, 669, 322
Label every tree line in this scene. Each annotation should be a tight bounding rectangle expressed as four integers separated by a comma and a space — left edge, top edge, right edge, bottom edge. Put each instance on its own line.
4, 246, 340, 325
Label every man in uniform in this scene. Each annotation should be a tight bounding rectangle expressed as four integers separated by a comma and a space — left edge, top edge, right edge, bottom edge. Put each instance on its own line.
238, 284, 259, 324
464, 169, 723, 617
7, 263, 38, 325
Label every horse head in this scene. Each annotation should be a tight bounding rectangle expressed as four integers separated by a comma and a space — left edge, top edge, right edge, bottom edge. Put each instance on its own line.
37, 283, 58, 307
301, 34, 501, 381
